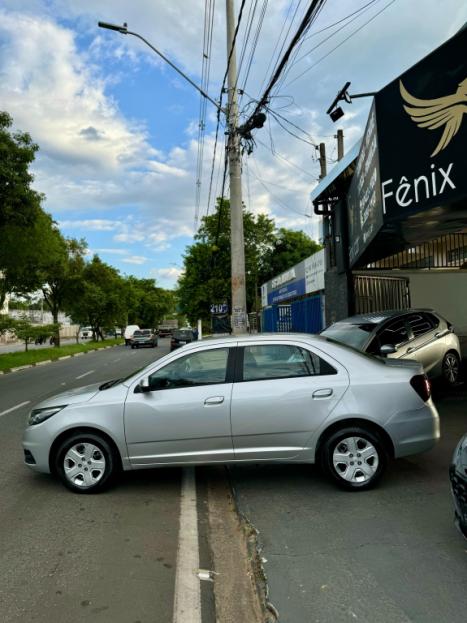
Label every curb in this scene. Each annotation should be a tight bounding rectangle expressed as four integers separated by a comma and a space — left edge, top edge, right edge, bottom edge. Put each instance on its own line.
0, 343, 122, 376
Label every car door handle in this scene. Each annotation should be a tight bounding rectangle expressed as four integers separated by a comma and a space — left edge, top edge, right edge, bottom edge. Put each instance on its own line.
312, 388, 333, 399
204, 396, 224, 405
406, 347, 414, 354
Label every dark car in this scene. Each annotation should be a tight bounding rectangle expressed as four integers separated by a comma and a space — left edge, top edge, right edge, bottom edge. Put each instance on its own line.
130, 329, 158, 349
170, 328, 194, 351
158, 328, 173, 338
321, 309, 461, 386
450, 434, 467, 538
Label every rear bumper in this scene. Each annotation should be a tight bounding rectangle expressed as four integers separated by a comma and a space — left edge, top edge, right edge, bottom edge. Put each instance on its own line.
385, 399, 440, 458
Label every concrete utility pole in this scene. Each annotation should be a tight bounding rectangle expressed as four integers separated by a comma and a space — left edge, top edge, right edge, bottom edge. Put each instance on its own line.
336, 129, 344, 161
225, 0, 247, 335
318, 142, 327, 180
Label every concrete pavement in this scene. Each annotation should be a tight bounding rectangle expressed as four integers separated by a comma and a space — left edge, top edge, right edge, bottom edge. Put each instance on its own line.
230, 391, 467, 623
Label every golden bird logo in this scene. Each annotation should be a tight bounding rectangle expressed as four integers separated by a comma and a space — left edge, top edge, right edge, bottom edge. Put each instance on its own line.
400, 77, 467, 157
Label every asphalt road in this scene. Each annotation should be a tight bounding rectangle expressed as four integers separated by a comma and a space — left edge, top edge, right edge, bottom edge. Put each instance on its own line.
0, 341, 182, 623
230, 390, 467, 623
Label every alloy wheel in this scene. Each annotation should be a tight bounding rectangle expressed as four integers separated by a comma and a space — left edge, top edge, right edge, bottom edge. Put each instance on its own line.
63, 443, 106, 488
443, 353, 459, 385
332, 436, 379, 484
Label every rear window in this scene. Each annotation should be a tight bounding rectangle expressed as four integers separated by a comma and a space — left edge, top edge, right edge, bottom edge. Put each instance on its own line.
133, 331, 143, 337
322, 322, 375, 350
176, 330, 193, 338
141, 330, 151, 335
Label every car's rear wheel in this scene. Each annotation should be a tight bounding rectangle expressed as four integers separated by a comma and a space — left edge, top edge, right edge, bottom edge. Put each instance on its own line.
320, 426, 387, 491
442, 351, 460, 387
54, 432, 118, 493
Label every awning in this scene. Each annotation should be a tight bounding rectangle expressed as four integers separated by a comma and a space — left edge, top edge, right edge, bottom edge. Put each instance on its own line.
310, 139, 361, 205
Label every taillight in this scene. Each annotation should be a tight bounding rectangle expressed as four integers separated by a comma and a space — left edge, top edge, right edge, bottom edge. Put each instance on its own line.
410, 374, 431, 401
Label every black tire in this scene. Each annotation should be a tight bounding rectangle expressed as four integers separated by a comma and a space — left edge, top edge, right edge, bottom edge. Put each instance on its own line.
442, 351, 461, 387
320, 426, 387, 491
131, 345, 135, 349
54, 432, 118, 494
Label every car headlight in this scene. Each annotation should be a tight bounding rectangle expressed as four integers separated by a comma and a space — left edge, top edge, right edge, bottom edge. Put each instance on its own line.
28, 405, 67, 426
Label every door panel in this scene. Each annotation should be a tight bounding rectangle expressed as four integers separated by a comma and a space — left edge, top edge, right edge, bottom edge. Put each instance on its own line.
231, 342, 349, 460
124, 346, 234, 465
124, 384, 234, 465
399, 313, 443, 373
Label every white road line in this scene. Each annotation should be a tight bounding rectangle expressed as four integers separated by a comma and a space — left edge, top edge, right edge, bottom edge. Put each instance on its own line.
112, 358, 121, 363
75, 370, 94, 380
173, 468, 201, 623
0, 401, 31, 418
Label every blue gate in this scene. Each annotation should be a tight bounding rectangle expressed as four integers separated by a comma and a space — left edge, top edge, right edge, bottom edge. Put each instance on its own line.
291, 294, 322, 333
262, 295, 322, 334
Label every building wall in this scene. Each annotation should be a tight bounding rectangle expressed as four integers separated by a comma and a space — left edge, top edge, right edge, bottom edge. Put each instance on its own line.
373, 270, 467, 335
324, 269, 351, 327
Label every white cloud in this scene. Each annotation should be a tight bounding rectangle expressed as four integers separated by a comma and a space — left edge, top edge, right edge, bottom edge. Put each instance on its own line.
58, 219, 120, 231
122, 255, 148, 265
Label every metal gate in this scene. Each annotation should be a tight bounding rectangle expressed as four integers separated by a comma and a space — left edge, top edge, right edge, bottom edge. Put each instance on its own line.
353, 274, 410, 314
262, 304, 292, 332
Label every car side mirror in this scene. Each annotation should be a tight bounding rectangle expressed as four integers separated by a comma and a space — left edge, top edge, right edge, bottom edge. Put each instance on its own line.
380, 344, 397, 355
136, 377, 151, 393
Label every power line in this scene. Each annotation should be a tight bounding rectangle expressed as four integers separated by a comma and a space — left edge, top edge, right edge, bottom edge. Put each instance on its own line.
238, 0, 268, 100
256, 136, 318, 180
194, 0, 216, 229
241, 0, 326, 131
284, 0, 398, 88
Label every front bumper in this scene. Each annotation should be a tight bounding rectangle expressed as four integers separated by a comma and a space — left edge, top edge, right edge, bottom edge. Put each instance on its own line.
450, 465, 467, 538
22, 425, 53, 474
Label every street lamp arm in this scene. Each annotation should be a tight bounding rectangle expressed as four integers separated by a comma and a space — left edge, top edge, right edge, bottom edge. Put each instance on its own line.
97, 22, 224, 114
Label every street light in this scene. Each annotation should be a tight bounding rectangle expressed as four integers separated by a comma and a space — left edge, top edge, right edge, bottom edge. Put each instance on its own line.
326, 81, 377, 122
97, 21, 223, 113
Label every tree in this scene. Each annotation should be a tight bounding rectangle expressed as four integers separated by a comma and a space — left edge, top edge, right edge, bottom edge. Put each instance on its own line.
124, 277, 175, 329
178, 198, 276, 323
66, 256, 128, 340
12, 318, 58, 352
177, 197, 321, 322
0, 111, 47, 309
260, 228, 322, 284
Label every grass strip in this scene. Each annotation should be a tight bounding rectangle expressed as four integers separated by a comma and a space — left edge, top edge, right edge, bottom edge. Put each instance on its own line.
0, 339, 124, 372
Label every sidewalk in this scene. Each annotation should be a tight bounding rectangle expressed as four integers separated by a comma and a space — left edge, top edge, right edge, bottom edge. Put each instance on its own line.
0, 338, 76, 355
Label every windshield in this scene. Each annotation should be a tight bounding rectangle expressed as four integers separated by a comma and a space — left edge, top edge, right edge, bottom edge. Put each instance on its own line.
322, 322, 375, 350
176, 330, 193, 338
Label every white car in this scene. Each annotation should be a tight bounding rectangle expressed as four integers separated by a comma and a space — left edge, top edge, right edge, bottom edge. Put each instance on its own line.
124, 324, 140, 345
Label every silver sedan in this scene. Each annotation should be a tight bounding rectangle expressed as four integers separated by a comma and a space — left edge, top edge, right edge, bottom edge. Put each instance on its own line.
23, 334, 439, 493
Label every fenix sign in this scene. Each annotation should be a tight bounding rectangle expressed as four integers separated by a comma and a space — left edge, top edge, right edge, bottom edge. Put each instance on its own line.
348, 25, 467, 266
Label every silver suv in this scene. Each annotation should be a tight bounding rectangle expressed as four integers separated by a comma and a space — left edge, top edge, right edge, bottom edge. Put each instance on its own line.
322, 309, 461, 386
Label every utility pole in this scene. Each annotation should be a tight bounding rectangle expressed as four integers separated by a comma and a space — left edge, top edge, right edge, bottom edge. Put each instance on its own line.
336, 129, 344, 161
225, 0, 247, 334
318, 142, 327, 180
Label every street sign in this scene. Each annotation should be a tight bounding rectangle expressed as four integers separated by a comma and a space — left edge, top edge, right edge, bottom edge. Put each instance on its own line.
210, 303, 228, 315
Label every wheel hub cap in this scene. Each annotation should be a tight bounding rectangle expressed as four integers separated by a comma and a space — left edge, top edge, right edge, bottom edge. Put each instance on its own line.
444, 355, 459, 384
64, 443, 106, 487
332, 436, 379, 484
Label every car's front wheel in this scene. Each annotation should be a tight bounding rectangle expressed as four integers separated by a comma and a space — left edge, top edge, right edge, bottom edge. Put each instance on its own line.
54, 432, 118, 493
320, 427, 387, 491
442, 351, 460, 387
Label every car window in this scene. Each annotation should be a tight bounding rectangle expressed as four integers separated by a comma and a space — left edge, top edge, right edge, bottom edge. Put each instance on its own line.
141, 330, 151, 335
378, 319, 410, 346
148, 348, 229, 390
241, 344, 336, 382
133, 331, 143, 337
322, 322, 375, 350
406, 313, 433, 338
423, 312, 440, 329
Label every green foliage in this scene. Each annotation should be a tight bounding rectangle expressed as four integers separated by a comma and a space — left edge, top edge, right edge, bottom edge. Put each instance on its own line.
11, 318, 58, 352
0, 314, 14, 336
177, 198, 321, 322
124, 277, 175, 329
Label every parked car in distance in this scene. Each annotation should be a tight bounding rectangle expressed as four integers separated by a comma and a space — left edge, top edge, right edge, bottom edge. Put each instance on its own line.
22, 333, 439, 493
130, 329, 158, 349
79, 326, 93, 339
170, 328, 194, 351
158, 328, 173, 338
321, 309, 461, 387
124, 324, 140, 346
450, 433, 467, 538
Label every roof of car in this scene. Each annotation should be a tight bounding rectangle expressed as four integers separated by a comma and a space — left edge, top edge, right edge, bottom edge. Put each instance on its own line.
331, 309, 436, 326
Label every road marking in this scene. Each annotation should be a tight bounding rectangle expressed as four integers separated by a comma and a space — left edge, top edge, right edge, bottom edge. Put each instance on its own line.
173, 468, 201, 623
0, 401, 31, 417
112, 358, 121, 363
75, 370, 94, 380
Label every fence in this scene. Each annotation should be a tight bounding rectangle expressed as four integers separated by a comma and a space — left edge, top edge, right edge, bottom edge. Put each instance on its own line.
262, 294, 323, 334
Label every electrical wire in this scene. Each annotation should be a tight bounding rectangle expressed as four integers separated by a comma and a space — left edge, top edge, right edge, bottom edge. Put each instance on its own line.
284, 0, 398, 89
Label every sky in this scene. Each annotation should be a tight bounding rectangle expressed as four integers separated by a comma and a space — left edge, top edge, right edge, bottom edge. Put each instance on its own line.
1, 0, 465, 289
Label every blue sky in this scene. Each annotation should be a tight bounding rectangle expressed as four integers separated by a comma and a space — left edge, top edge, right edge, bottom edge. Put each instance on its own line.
1, 0, 465, 288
